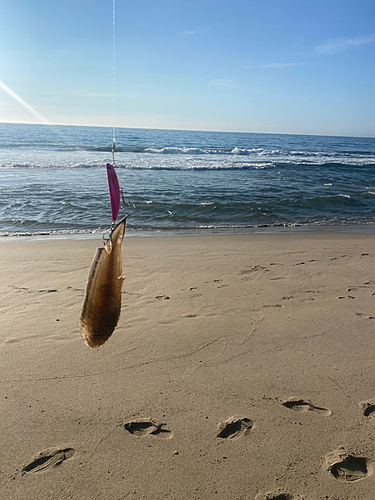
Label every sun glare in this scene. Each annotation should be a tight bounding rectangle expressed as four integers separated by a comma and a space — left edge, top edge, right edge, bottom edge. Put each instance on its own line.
0, 80, 50, 124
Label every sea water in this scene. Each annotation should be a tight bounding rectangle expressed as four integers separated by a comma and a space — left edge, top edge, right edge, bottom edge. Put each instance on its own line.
1, 122, 375, 237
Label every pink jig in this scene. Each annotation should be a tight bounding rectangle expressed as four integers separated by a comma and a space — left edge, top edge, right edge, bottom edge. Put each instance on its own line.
105, 163, 121, 223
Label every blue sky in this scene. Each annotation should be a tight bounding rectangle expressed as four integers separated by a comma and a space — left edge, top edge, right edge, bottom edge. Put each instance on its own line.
1, 0, 375, 136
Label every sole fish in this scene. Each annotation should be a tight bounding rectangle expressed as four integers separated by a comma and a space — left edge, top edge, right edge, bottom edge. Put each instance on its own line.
80, 217, 126, 348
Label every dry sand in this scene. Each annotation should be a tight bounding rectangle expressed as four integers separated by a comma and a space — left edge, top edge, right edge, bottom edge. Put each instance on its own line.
1, 232, 375, 500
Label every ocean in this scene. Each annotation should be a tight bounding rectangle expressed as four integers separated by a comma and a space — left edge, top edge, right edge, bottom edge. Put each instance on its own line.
1, 122, 375, 238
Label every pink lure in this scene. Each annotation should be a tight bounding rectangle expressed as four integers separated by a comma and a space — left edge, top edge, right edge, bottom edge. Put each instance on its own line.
105, 163, 121, 223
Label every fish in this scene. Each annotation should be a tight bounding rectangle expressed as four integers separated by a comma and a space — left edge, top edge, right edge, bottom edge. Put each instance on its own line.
80, 216, 127, 348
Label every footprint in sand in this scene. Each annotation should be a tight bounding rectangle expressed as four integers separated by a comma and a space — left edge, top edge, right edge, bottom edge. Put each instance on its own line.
124, 420, 172, 439
359, 399, 375, 418
22, 447, 75, 475
325, 448, 373, 482
10, 286, 29, 292
355, 312, 375, 320
240, 265, 267, 275
217, 417, 254, 439
67, 286, 84, 292
255, 492, 304, 500
282, 398, 331, 416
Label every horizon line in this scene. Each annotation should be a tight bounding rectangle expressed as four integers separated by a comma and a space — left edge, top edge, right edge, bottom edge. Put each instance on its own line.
0, 120, 374, 140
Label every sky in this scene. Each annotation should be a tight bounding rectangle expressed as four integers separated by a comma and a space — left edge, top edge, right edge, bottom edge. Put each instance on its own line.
1, 0, 375, 137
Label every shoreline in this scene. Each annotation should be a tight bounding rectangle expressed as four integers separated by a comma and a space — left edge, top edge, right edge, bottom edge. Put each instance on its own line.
2, 220, 375, 242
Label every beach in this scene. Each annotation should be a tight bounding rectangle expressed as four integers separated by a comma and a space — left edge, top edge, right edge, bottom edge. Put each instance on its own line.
1, 232, 375, 499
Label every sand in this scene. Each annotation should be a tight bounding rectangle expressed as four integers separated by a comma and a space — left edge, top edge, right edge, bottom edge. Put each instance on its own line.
1, 232, 375, 500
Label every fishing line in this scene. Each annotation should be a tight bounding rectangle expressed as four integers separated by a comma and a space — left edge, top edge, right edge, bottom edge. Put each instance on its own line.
111, 0, 128, 212
110, 0, 126, 208
112, 0, 116, 165
104, 0, 127, 245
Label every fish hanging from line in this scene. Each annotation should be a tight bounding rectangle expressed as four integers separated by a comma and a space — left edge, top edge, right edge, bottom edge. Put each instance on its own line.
80, 163, 126, 348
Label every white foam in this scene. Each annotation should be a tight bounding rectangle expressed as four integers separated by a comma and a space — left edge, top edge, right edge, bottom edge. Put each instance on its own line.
144, 147, 206, 155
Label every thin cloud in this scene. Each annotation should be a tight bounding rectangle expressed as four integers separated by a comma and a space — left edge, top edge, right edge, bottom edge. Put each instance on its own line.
315, 34, 375, 55
85, 92, 112, 97
44, 90, 111, 97
210, 79, 235, 88
181, 23, 220, 37
181, 29, 197, 37
246, 62, 305, 69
